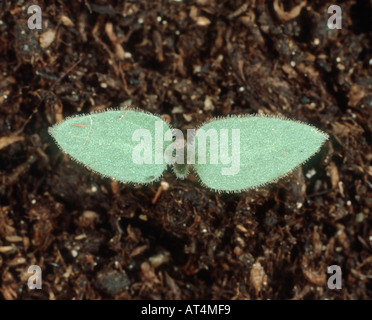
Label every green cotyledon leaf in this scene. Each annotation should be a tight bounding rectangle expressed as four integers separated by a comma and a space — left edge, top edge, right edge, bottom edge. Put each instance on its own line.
48, 109, 173, 184
192, 115, 328, 192
49, 109, 328, 192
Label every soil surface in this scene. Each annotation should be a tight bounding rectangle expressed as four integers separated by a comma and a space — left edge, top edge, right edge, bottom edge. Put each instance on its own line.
0, 0, 371, 300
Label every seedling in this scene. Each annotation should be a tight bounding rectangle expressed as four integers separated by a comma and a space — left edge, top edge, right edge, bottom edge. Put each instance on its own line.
49, 108, 328, 192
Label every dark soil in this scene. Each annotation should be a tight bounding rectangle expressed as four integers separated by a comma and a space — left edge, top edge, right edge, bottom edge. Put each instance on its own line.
0, 0, 371, 300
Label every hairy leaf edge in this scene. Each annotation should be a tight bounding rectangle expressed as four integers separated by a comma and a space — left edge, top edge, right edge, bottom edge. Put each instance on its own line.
190, 113, 329, 193
48, 106, 173, 186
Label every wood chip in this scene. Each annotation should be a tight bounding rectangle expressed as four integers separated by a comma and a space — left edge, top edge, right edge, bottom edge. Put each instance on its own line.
0, 245, 16, 253
5, 235, 23, 242
40, 29, 56, 49
60, 15, 75, 27
196, 16, 211, 26
0, 135, 24, 150
273, 0, 307, 22
250, 260, 267, 294
327, 161, 339, 189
